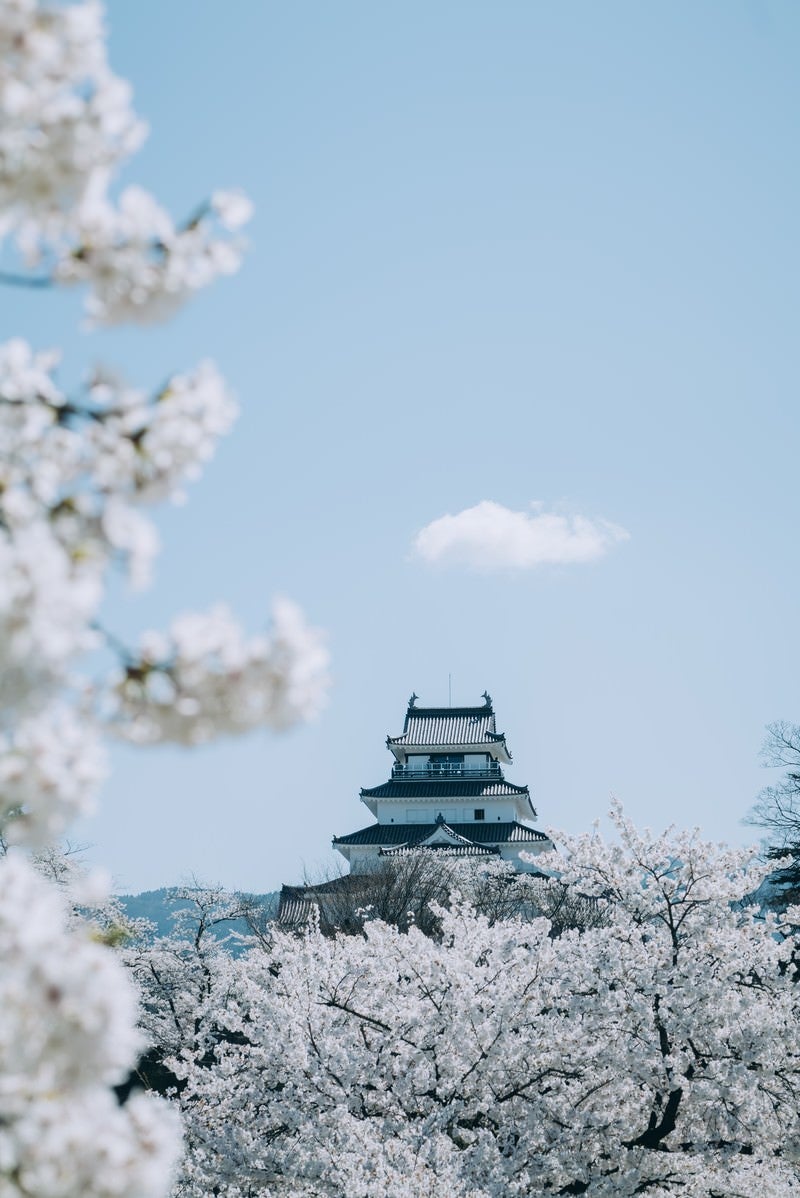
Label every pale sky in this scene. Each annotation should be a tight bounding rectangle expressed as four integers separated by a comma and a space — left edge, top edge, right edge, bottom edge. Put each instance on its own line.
5, 1, 798, 893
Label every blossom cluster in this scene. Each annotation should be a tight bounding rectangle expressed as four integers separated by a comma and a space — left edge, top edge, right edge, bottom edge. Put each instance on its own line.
0, 853, 181, 1197
0, 703, 106, 845
0, 0, 252, 324
0, 338, 242, 725
0, 0, 145, 225
54, 184, 253, 325
113, 598, 330, 745
0, 335, 329, 787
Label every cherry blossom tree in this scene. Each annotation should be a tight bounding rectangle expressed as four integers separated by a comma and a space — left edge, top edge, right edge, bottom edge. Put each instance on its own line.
145, 807, 800, 1197
124, 886, 255, 1102
286, 852, 605, 939
0, 2, 328, 1194
747, 721, 800, 911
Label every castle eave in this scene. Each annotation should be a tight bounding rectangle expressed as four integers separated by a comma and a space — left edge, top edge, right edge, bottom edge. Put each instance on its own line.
361, 778, 531, 800
333, 820, 550, 849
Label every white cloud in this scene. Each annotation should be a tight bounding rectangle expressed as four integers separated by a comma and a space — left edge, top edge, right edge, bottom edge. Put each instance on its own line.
412, 500, 630, 571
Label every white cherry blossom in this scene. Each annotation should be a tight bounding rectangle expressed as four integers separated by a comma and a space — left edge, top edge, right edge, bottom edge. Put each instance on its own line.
0, 0, 145, 226
145, 813, 800, 1198
55, 186, 250, 326
0, 520, 104, 713
0, 4, 323, 1196
0, 852, 182, 1197
111, 599, 329, 745
0, 1, 251, 326
211, 189, 254, 231
0, 704, 106, 845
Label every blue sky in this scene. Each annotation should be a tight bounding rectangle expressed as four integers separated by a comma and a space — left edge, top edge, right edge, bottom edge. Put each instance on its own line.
6, 2, 799, 892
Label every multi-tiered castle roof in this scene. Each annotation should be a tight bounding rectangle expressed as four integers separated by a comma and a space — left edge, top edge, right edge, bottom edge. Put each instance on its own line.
333, 693, 551, 871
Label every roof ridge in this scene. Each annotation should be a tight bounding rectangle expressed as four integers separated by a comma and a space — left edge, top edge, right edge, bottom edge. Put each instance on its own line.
405, 705, 493, 716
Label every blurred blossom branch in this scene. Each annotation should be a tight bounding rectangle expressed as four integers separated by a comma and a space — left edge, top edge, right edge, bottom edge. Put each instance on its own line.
0, 0, 253, 325
0, 2, 327, 1196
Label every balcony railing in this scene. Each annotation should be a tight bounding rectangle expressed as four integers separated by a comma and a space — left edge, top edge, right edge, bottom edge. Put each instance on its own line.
391, 761, 502, 780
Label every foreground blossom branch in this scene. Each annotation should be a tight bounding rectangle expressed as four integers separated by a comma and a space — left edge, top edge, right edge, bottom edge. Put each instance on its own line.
0, 855, 182, 1196
108, 599, 329, 745
0, 3, 328, 1195
0, 186, 252, 325
0, 0, 252, 324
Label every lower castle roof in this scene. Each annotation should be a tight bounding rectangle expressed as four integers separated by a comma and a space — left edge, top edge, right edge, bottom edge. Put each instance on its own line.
333, 821, 550, 848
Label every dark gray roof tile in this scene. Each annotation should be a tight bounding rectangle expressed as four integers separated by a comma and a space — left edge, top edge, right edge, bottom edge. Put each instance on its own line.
333, 821, 550, 847
388, 706, 501, 747
361, 778, 530, 800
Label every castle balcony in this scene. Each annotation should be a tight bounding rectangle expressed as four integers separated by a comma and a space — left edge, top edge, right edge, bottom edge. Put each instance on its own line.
390, 760, 503, 780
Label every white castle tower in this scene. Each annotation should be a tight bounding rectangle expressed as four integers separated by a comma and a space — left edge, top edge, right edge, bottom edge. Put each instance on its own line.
332, 692, 552, 872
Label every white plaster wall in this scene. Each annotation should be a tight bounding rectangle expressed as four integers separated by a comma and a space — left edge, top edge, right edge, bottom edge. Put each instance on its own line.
347, 846, 381, 874
375, 799, 519, 825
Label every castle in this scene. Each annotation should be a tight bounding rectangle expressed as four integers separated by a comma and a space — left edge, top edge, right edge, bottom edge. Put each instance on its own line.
279, 693, 552, 924
332, 692, 551, 869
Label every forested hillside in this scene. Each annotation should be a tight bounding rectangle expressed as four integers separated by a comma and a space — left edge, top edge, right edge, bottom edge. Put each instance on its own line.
119, 888, 279, 940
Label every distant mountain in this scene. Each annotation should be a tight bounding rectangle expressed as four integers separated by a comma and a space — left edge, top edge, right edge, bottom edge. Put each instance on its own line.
118, 888, 280, 943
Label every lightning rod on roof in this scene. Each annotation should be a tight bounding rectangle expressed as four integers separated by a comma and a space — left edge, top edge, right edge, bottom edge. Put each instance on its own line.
448, 673, 452, 706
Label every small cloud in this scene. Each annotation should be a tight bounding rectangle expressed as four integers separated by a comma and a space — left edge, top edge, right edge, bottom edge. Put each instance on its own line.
412, 500, 630, 571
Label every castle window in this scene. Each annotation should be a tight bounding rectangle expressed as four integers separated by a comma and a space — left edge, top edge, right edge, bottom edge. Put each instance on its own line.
428, 754, 464, 776
474, 808, 485, 821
